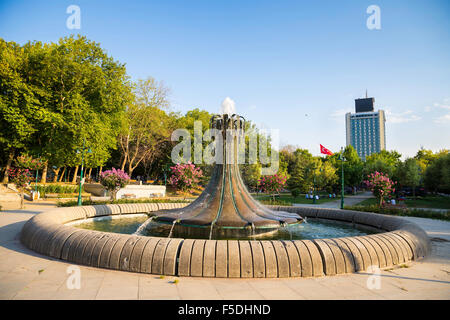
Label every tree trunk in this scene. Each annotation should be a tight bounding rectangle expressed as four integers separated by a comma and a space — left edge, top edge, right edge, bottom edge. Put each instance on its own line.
128, 163, 134, 179
2, 149, 15, 183
121, 156, 127, 171
72, 166, 79, 184
20, 191, 24, 209
41, 164, 48, 184
53, 168, 60, 183
58, 167, 66, 182
87, 167, 92, 180
65, 168, 71, 183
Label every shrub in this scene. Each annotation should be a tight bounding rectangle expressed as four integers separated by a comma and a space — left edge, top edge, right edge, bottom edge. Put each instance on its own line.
15, 154, 45, 170
291, 188, 301, 199
168, 162, 203, 193
258, 174, 287, 201
364, 171, 396, 207
100, 168, 130, 200
344, 204, 450, 221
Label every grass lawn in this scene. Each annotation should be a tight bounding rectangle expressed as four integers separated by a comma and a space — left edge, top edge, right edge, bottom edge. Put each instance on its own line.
404, 196, 450, 209
254, 193, 337, 205
355, 196, 450, 210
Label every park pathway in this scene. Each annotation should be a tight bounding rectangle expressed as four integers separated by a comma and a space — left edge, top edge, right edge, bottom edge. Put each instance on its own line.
293, 191, 374, 209
0, 200, 449, 300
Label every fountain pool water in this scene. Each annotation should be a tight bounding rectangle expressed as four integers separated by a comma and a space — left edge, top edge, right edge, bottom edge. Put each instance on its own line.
75, 215, 376, 241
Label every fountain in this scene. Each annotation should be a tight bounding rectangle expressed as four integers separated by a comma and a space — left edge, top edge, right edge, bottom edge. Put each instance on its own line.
18, 98, 430, 278
139, 112, 303, 239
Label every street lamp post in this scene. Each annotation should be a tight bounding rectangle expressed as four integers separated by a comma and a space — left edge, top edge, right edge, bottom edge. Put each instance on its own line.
340, 147, 345, 209
77, 138, 92, 206
312, 170, 316, 204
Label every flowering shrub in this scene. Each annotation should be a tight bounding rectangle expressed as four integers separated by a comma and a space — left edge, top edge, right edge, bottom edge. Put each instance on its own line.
8, 167, 31, 190
364, 171, 396, 207
258, 174, 287, 201
15, 154, 45, 170
8, 167, 32, 209
168, 162, 203, 193
100, 168, 130, 200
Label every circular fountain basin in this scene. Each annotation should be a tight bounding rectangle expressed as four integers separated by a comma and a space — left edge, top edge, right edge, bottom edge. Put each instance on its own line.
74, 214, 375, 240
19, 202, 431, 278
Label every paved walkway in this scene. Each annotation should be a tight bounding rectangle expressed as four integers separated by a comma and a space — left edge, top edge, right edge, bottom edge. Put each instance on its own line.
293, 192, 374, 209
0, 202, 449, 300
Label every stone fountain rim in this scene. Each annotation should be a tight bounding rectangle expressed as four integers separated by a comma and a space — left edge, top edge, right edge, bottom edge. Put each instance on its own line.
20, 202, 431, 278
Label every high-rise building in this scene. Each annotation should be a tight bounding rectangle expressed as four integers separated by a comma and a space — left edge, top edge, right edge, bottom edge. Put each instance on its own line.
346, 96, 386, 161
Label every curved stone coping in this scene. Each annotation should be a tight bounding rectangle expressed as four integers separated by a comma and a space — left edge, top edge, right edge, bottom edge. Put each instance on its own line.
20, 203, 431, 278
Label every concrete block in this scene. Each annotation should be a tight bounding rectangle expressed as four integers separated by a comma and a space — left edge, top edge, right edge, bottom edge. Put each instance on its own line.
365, 234, 393, 267
190, 239, 206, 277
118, 236, 141, 271
249, 241, 265, 278
271, 241, 290, 277
200, 240, 216, 278
72, 231, 99, 264
360, 236, 387, 268
228, 240, 241, 278
343, 237, 371, 271
215, 240, 228, 278
47, 226, 81, 258
61, 230, 89, 261
322, 239, 346, 274
239, 241, 253, 278
178, 239, 195, 277
260, 241, 278, 278
164, 238, 183, 276
282, 240, 301, 277
140, 237, 161, 274
331, 238, 356, 273
129, 237, 151, 273
372, 234, 399, 265
108, 236, 131, 269
302, 239, 324, 277
151, 238, 171, 275
90, 233, 117, 267
355, 236, 380, 268
292, 240, 313, 277
81, 232, 106, 266
98, 235, 121, 268
313, 239, 336, 275
376, 233, 404, 264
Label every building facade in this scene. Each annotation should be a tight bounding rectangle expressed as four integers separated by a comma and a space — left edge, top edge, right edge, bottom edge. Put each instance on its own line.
345, 98, 386, 161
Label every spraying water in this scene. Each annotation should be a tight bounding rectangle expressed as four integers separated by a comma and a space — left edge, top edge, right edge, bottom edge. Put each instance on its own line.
251, 223, 256, 238
133, 216, 155, 235
168, 219, 179, 238
209, 222, 215, 240
221, 97, 236, 115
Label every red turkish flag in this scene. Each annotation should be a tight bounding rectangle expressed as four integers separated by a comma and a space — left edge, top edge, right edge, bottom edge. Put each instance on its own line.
320, 144, 333, 156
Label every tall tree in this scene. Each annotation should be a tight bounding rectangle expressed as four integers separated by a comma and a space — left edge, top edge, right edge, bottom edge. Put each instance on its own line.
119, 77, 175, 177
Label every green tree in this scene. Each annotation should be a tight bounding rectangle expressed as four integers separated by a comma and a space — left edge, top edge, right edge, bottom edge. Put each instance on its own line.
364, 150, 402, 177
328, 145, 364, 193
424, 152, 450, 193
397, 158, 421, 199
119, 77, 175, 177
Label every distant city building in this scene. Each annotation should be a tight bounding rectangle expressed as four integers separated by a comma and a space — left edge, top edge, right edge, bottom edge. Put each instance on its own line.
346, 96, 386, 161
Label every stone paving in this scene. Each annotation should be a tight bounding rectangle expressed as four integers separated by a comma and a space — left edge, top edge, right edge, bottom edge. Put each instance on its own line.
0, 202, 449, 300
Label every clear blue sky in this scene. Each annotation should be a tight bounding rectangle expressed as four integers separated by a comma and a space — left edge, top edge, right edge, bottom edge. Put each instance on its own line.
1, 0, 449, 158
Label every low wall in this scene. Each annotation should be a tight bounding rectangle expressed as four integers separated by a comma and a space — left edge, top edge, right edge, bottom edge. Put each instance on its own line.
83, 183, 166, 198
20, 204, 431, 278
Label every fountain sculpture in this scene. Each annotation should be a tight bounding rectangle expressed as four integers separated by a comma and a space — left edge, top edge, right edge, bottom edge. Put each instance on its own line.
140, 113, 303, 239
